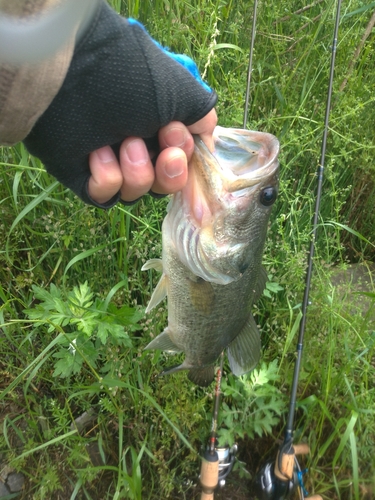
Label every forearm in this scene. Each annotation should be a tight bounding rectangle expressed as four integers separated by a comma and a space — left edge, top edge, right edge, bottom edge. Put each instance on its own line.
0, 0, 75, 145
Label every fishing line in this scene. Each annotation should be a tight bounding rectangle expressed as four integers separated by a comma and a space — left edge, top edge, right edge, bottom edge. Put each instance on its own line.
243, 0, 259, 129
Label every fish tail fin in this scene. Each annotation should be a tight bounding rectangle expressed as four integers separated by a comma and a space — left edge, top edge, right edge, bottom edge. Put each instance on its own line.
227, 315, 261, 376
188, 366, 215, 387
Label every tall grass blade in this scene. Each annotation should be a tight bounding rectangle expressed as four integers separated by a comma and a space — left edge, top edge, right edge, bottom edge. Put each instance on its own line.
5, 180, 59, 261
343, 2, 375, 19
332, 411, 358, 468
11, 430, 77, 462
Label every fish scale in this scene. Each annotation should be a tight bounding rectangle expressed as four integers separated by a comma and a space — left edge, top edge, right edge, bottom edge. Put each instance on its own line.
143, 126, 279, 386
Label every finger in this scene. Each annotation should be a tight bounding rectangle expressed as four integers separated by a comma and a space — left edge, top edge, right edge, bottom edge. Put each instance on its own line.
158, 121, 195, 161
187, 108, 217, 151
151, 147, 188, 195
88, 146, 123, 204
119, 138, 155, 202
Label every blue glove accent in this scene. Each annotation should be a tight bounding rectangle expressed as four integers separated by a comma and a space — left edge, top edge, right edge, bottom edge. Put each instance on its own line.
128, 18, 212, 93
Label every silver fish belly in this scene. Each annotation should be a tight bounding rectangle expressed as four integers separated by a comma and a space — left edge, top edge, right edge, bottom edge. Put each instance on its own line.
142, 126, 280, 386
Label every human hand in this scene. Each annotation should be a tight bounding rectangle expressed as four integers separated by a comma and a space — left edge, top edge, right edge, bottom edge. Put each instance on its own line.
88, 108, 217, 205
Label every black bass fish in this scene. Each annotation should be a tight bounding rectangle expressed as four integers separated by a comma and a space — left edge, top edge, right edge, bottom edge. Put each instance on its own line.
142, 126, 280, 386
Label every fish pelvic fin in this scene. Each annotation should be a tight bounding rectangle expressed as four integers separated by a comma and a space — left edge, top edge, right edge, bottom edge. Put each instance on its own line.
144, 329, 182, 353
159, 362, 188, 377
159, 363, 215, 387
227, 315, 261, 376
188, 366, 215, 387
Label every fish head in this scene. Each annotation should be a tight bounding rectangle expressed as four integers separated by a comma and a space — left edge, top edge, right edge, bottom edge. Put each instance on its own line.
164, 126, 280, 285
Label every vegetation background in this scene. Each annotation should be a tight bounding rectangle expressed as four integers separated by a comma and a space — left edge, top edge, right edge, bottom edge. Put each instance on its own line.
1, 0, 374, 498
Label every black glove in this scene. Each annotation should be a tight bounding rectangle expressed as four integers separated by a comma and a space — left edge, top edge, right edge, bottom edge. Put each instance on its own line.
23, 0, 217, 207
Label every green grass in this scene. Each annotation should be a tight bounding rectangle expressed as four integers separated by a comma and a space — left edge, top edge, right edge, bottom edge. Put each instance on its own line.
1, 0, 375, 498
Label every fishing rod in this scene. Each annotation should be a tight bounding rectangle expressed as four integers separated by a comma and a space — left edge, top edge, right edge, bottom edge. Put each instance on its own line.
199, 2, 259, 495
199, 353, 238, 499
254, 1, 342, 499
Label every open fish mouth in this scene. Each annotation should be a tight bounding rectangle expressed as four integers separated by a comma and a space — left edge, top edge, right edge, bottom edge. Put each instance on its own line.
209, 126, 280, 193
166, 126, 280, 285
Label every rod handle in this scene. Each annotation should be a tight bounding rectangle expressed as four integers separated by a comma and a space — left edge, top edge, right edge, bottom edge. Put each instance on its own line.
200, 451, 219, 499
201, 492, 214, 500
307, 496, 323, 500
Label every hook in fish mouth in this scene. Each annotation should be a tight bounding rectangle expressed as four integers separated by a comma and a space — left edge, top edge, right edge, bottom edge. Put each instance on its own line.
192, 127, 279, 198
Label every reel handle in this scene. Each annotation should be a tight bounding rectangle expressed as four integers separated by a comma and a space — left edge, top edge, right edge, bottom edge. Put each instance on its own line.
200, 451, 219, 500
293, 443, 310, 456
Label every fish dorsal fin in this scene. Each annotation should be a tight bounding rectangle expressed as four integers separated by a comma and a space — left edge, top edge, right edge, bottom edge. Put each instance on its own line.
254, 266, 268, 303
227, 315, 261, 376
142, 258, 163, 272
145, 328, 182, 353
188, 366, 215, 387
145, 274, 168, 313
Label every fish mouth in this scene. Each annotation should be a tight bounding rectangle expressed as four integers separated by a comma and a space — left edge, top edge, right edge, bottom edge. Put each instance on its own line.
209, 126, 280, 194
165, 127, 280, 285
185, 127, 280, 225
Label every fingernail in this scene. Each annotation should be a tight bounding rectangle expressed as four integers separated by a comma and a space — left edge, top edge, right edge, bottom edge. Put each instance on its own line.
165, 156, 184, 179
124, 139, 148, 165
95, 146, 116, 163
164, 127, 187, 148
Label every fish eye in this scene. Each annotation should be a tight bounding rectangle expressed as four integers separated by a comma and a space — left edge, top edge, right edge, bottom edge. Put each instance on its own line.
260, 186, 277, 206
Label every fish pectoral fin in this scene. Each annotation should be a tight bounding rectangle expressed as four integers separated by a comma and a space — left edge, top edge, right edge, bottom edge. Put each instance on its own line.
145, 329, 182, 353
141, 258, 163, 272
227, 315, 261, 376
253, 266, 268, 303
188, 366, 215, 387
145, 274, 168, 313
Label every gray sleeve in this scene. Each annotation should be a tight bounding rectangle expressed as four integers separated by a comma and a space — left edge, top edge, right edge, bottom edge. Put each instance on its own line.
0, 0, 75, 145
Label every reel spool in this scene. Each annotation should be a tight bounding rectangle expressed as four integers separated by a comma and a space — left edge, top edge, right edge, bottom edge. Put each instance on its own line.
217, 443, 238, 486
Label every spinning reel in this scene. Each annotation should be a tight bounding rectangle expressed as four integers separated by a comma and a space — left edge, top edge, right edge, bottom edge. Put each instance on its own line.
199, 442, 238, 499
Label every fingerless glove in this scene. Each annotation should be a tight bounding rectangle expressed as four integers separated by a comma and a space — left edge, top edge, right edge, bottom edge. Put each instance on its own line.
23, 1, 217, 207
